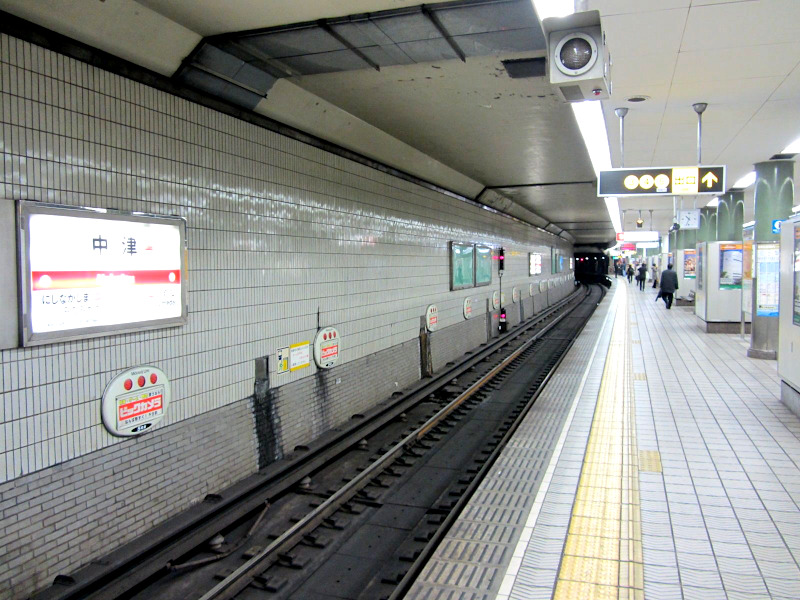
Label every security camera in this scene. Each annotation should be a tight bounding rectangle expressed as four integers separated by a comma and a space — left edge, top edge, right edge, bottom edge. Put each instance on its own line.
543, 11, 610, 102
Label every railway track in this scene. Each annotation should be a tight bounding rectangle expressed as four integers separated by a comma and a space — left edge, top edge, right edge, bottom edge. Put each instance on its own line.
34, 284, 604, 600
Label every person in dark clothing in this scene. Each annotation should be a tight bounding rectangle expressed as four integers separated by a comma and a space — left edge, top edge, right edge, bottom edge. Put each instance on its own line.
659, 263, 679, 309
626, 264, 634, 283
636, 263, 647, 291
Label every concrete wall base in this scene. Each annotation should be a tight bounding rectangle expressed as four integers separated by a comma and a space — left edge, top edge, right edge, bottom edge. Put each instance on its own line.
747, 348, 777, 360
781, 381, 800, 419
675, 298, 694, 307
700, 320, 748, 334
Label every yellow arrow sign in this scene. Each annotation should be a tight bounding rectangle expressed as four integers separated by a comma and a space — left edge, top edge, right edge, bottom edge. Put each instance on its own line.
701, 171, 718, 188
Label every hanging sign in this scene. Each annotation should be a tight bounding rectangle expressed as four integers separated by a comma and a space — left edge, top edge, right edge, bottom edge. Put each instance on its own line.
599, 166, 725, 196
314, 326, 341, 368
425, 304, 439, 331
101, 365, 170, 436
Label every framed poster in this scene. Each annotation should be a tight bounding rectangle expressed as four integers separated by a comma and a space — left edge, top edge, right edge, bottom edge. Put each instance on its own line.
18, 202, 187, 346
794, 224, 800, 326
529, 253, 542, 276
475, 245, 492, 286
683, 249, 696, 279
756, 243, 779, 317
450, 242, 475, 290
719, 243, 743, 289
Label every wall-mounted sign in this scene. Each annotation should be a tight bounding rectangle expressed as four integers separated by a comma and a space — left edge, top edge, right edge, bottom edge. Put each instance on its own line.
540, 281, 547, 293
529, 283, 535, 297
598, 166, 725, 196
772, 219, 783, 235
290, 342, 310, 372
512, 287, 520, 303
500, 291, 506, 306
463, 297, 473, 319
425, 304, 439, 331
529, 253, 542, 275
276, 346, 290, 374
492, 291, 500, 310
102, 365, 170, 436
18, 202, 187, 346
314, 326, 341, 368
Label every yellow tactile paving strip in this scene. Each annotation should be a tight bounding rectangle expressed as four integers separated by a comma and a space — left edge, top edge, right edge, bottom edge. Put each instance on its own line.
553, 289, 644, 600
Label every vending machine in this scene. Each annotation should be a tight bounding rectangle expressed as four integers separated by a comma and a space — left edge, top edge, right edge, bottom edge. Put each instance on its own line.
695, 241, 743, 332
778, 215, 800, 416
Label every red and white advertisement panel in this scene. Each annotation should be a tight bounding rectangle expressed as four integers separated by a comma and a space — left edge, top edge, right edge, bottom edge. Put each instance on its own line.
101, 365, 171, 436
425, 305, 439, 332
314, 326, 341, 369
19, 203, 187, 345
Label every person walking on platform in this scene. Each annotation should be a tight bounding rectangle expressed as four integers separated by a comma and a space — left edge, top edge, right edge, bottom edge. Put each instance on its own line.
659, 263, 679, 309
626, 264, 634, 283
651, 264, 659, 288
636, 263, 647, 291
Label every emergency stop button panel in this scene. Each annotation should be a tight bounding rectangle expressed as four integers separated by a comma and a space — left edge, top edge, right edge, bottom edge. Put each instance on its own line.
101, 365, 170, 436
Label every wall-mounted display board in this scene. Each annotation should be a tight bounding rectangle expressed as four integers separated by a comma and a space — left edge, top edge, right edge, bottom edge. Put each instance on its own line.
425, 304, 439, 331
17, 202, 187, 346
450, 242, 475, 290
719, 243, 743, 289
475, 245, 492, 286
463, 297, 473, 319
529, 253, 542, 275
492, 291, 500, 310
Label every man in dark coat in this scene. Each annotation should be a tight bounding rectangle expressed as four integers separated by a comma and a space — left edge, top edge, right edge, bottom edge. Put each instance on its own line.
636, 263, 647, 291
659, 264, 679, 309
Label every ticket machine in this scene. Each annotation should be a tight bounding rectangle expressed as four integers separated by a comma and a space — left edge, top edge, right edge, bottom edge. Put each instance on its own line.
778, 215, 800, 416
695, 241, 743, 333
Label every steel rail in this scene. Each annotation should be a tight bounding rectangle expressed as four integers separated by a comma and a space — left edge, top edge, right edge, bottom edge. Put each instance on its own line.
199, 286, 593, 600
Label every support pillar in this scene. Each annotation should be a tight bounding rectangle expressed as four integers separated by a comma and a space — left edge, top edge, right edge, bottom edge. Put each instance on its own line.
716, 191, 744, 242
698, 207, 717, 243
748, 159, 794, 359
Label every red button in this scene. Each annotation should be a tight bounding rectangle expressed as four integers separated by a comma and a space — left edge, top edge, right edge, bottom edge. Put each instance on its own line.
124, 379, 133, 391
137, 376, 146, 387
150, 373, 158, 384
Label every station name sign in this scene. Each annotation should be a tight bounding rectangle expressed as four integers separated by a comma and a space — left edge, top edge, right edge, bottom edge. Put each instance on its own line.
598, 166, 726, 196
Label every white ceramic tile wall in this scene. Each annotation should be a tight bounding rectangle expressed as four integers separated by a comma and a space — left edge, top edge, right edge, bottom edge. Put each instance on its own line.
0, 34, 570, 484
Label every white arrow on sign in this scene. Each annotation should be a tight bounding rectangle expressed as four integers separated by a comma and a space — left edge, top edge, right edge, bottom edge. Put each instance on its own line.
701, 171, 718, 188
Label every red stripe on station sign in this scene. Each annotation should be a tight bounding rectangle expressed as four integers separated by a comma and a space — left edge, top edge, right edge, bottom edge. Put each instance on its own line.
31, 270, 181, 290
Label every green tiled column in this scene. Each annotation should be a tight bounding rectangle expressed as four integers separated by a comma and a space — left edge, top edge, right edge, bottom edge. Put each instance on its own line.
716, 191, 744, 242
748, 159, 794, 359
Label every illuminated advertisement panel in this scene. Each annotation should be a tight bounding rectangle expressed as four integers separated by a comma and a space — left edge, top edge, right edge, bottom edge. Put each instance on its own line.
18, 202, 187, 346
529, 253, 542, 275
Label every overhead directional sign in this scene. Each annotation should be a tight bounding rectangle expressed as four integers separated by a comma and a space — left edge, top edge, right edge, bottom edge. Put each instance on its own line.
598, 166, 726, 196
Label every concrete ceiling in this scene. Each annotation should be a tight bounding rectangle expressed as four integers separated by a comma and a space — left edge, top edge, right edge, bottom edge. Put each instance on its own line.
2, 0, 799, 247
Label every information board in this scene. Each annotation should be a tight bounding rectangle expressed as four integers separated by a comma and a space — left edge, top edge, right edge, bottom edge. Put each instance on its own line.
683, 249, 696, 279
697, 245, 704, 291
450, 242, 474, 290
290, 341, 310, 372
598, 166, 725, 196
756, 243, 779, 317
18, 202, 187, 346
475, 245, 492, 286
719, 244, 743, 289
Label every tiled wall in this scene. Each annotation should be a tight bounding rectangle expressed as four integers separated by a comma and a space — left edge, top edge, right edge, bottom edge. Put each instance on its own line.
0, 32, 571, 598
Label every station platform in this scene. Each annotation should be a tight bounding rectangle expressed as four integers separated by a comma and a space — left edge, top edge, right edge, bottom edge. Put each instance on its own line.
407, 279, 800, 600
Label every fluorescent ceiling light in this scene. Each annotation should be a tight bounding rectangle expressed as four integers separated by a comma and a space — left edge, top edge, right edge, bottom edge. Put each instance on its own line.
732, 171, 756, 189
706, 197, 719, 207
783, 137, 800, 153
531, 0, 574, 20
742, 220, 755, 228
604, 197, 622, 233
571, 101, 612, 175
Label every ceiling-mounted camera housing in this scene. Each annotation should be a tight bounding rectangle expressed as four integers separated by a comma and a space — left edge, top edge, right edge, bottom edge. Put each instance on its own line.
543, 10, 610, 103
